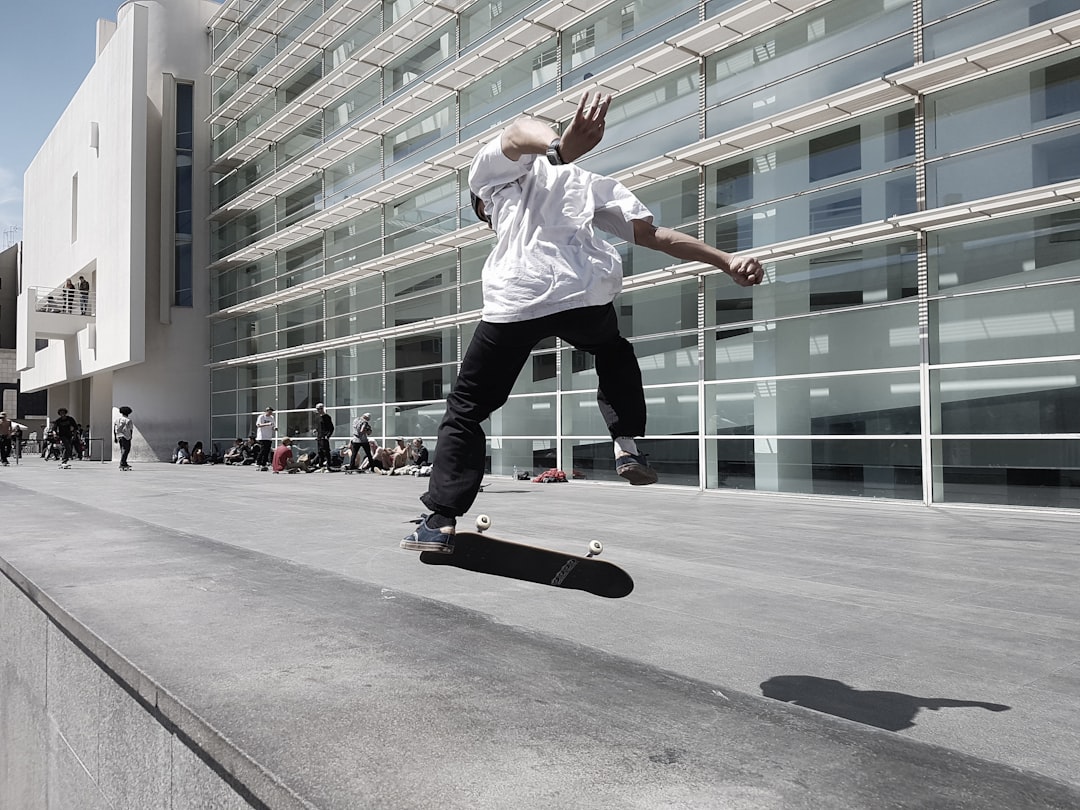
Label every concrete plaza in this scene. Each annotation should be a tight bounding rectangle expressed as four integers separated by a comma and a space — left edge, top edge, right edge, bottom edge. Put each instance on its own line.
1, 458, 1078, 808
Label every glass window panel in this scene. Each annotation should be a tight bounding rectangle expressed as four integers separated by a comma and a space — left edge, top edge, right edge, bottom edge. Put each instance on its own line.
934, 438, 1080, 508
212, 390, 237, 415
509, 351, 557, 395
927, 52, 1080, 160
391, 327, 456, 369
930, 284, 1080, 364
934, 361, 1080, 434
633, 334, 700, 385
461, 0, 537, 46
238, 361, 277, 388
486, 395, 557, 436
705, 169, 916, 249
561, 2, 698, 87
328, 342, 383, 376
618, 281, 698, 337
706, 370, 920, 437
705, 0, 912, 133
391, 363, 454, 402
325, 141, 382, 207
212, 367, 238, 393
568, 437, 700, 486
389, 401, 447, 438
385, 24, 455, 95
723, 438, 922, 497
212, 417, 244, 444
384, 257, 457, 326
325, 210, 382, 274
278, 296, 323, 348
924, 0, 1079, 60
384, 176, 457, 253
579, 69, 698, 176
483, 438, 556, 478
281, 237, 323, 289
325, 8, 381, 72
707, 239, 918, 332
929, 206, 1080, 294
328, 372, 384, 407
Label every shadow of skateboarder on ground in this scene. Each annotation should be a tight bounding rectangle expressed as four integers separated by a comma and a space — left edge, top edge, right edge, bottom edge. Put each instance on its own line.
760, 675, 1010, 732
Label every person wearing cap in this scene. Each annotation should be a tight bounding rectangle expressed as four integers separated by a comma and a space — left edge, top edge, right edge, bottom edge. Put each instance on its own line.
254, 407, 277, 471
112, 406, 135, 470
271, 437, 303, 473
313, 403, 335, 471
349, 412, 379, 473
402, 91, 762, 554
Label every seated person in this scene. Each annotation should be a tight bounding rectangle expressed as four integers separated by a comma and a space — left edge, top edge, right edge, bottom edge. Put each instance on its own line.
387, 437, 411, 475
223, 439, 244, 465
409, 438, 429, 467
240, 436, 259, 465
174, 441, 192, 464
191, 441, 207, 464
271, 437, 303, 473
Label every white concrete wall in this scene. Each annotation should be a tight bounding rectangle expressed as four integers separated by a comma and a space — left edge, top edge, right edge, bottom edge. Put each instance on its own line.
18, 0, 216, 460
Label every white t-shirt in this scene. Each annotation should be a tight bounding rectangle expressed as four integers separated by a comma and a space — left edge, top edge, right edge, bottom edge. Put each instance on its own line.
468, 138, 654, 323
255, 413, 276, 440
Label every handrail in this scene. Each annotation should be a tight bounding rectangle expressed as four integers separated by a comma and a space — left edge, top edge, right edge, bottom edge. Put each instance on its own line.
29, 285, 97, 316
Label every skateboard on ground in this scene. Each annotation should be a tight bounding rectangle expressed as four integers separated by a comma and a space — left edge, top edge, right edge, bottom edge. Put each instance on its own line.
419, 515, 634, 599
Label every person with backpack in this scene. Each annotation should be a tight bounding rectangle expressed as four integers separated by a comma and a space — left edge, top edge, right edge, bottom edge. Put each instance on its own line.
348, 412, 379, 473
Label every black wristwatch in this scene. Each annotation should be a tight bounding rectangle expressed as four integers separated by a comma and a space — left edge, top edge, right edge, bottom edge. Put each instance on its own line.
546, 137, 566, 166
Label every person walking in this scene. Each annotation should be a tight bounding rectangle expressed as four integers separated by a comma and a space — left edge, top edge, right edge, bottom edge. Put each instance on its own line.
0, 414, 26, 466
402, 92, 762, 553
113, 406, 134, 470
313, 403, 334, 471
255, 407, 276, 471
348, 412, 378, 473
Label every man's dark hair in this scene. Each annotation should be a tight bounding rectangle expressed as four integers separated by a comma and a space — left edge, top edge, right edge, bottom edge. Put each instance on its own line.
470, 192, 491, 225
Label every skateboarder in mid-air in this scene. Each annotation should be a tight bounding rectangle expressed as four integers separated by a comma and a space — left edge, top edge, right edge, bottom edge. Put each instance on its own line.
402, 91, 763, 554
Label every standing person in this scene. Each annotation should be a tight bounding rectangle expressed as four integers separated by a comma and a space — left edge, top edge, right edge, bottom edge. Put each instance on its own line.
349, 412, 378, 472
313, 403, 334, 471
53, 408, 79, 469
402, 92, 763, 553
113, 406, 134, 470
64, 279, 76, 312
78, 275, 90, 314
255, 407, 276, 471
0, 412, 16, 467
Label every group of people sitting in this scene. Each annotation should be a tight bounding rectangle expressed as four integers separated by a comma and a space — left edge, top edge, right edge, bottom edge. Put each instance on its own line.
218, 434, 429, 475
172, 440, 216, 464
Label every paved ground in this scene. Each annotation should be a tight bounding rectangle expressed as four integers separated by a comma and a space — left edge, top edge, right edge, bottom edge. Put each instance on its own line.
1, 458, 1078, 807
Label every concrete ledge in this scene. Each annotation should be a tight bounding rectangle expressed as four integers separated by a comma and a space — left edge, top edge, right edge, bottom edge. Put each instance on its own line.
2, 476, 1079, 809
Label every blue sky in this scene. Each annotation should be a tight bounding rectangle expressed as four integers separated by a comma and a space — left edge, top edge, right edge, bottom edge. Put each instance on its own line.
0, 0, 127, 241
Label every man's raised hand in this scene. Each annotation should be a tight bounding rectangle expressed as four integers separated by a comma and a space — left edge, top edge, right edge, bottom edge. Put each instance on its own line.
559, 92, 612, 162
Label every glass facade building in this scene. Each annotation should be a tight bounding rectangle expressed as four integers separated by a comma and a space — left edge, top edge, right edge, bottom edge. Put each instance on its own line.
205, 0, 1080, 507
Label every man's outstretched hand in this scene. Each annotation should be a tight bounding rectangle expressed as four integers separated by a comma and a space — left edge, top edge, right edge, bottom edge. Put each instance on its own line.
559, 92, 612, 162
728, 255, 764, 287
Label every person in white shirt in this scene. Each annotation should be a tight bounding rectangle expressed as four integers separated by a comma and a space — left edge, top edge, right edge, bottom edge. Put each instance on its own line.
402, 92, 763, 554
113, 406, 135, 470
255, 407, 277, 471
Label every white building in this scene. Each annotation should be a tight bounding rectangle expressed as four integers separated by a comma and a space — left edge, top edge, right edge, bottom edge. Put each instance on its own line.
16, 0, 219, 460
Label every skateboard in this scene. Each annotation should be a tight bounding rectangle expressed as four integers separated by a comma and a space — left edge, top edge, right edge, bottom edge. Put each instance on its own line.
419, 515, 634, 599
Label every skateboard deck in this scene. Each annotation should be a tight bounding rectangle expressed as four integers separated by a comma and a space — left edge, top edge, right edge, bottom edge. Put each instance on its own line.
420, 530, 633, 599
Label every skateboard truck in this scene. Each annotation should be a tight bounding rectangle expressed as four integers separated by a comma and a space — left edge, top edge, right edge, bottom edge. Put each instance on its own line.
475, 514, 603, 558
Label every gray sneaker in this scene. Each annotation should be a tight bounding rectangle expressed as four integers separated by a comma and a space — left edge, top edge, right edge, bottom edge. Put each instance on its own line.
616, 453, 658, 486
400, 514, 455, 554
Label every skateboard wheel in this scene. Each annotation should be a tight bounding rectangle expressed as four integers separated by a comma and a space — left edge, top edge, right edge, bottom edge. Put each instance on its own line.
588, 540, 603, 557
476, 514, 492, 532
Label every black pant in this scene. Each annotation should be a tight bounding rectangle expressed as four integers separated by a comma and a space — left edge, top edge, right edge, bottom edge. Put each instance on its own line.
257, 440, 272, 467
0, 435, 10, 463
350, 439, 378, 470
421, 303, 645, 518
118, 437, 131, 467
60, 435, 75, 463
316, 435, 331, 468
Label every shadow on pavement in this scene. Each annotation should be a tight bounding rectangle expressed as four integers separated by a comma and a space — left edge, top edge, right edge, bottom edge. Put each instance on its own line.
760, 675, 1011, 732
